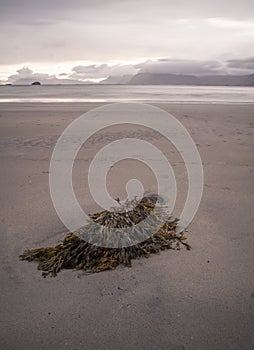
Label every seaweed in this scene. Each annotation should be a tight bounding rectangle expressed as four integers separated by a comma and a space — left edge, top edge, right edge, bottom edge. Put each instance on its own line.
20, 195, 190, 277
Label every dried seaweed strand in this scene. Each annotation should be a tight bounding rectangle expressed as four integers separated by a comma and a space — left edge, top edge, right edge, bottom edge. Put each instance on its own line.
20, 195, 190, 277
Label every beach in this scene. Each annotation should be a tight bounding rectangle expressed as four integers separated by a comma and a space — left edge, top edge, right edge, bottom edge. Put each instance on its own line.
0, 102, 254, 350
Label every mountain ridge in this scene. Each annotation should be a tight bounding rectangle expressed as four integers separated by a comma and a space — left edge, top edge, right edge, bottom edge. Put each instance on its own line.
100, 73, 254, 86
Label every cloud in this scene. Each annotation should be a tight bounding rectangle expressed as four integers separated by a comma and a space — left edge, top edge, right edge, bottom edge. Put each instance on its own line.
72, 64, 109, 74
206, 17, 254, 29
1, 0, 254, 22
71, 63, 138, 80
8, 67, 50, 84
5, 56, 254, 85
136, 59, 225, 76
227, 57, 254, 70
7, 66, 84, 84
0, 1, 254, 67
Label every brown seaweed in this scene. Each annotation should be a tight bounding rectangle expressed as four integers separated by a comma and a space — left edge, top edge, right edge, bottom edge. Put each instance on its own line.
20, 195, 190, 277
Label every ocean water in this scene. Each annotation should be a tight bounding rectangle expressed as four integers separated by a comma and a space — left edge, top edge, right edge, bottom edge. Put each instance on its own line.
0, 85, 254, 104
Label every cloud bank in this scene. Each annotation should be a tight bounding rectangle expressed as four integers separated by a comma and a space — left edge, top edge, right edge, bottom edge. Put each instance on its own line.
6, 67, 84, 85
3, 57, 253, 85
0, 0, 253, 68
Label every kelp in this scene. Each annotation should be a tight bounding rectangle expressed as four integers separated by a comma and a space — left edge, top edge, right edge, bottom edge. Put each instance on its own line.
20, 195, 190, 277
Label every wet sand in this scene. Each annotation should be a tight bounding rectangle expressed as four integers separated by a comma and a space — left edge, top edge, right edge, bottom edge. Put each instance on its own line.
0, 102, 254, 350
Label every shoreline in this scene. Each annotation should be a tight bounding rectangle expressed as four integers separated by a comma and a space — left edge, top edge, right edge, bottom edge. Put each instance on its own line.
0, 101, 254, 111
1, 100, 254, 104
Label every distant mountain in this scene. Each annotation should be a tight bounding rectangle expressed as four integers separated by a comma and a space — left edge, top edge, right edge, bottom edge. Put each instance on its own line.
129, 73, 199, 85
127, 73, 254, 86
199, 74, 254, 86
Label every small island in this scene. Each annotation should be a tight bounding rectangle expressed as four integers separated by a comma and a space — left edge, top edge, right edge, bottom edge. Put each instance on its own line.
31, 81, 41, 85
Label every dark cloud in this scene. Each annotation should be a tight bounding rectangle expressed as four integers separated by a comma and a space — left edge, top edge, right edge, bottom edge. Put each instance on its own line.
22, 20, 57, 27
227, 57, 254, 70
137, 59, 225, 76
1, 0, 254, 22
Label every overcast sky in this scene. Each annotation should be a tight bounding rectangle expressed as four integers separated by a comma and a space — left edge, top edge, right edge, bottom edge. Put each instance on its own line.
0, 0, 254, 83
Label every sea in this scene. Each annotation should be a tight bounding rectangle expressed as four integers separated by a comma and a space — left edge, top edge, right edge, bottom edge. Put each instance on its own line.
0, 85, 254, 104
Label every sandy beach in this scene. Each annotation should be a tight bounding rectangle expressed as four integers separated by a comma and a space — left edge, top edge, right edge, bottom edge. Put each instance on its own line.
0, 102, 254, 350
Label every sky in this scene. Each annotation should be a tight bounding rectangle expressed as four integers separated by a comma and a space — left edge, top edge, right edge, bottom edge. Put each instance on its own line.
0, 0, 254, 83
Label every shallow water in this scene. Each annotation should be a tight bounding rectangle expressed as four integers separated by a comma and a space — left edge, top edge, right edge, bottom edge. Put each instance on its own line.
0, 84, 254, 103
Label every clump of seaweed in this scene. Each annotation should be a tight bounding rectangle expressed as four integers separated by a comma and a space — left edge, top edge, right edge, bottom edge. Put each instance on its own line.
20, 195, 190, 277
